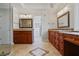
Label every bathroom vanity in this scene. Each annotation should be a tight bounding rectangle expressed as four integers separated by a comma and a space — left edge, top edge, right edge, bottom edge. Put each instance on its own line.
48, 29, 79, 56
13, 18, 33, 44
13, 28, 32, 44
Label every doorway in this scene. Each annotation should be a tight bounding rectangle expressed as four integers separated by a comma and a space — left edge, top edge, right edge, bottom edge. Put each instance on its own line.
33, 16, 42, 45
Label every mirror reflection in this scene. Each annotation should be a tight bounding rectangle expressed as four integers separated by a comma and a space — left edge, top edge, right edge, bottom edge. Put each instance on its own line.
19, 19, 32, 28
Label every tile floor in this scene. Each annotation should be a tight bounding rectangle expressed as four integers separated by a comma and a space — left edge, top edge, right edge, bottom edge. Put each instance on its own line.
9, 41, 61, 56
0, 44, 11, 56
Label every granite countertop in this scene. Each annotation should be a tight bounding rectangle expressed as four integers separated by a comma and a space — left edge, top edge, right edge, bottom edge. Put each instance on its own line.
13, 28, 32, 31
48, 29, 79, 35
60, 31, 79, 35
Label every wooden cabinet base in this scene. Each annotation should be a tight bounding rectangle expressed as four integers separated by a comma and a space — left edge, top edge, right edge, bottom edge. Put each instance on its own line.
48, 30, 79, 56
64, 40, 79, 56
48, 31, 64, 55
13, 31, 32, 44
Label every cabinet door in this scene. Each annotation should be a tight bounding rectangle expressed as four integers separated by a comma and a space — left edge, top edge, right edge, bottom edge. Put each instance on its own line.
48, 31, 53, 44
59, 33, 64, 55
27, 31, 32, 44
54, 32, 59, 50
13, 31, 32, 44
13, 31, 21, 43
52, 32, 55, 46
22, 31, 28, 43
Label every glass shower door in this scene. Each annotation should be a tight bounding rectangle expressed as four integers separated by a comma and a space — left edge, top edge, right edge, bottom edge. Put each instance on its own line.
0, 3, 12, 56
33, 16, 42, 45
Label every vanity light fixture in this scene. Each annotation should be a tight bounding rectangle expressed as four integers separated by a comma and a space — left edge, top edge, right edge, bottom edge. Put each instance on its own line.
19, 14, 32, 19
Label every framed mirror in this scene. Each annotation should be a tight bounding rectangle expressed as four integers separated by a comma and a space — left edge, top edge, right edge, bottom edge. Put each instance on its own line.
19, 18, 32, 28
57, 11, 70, 28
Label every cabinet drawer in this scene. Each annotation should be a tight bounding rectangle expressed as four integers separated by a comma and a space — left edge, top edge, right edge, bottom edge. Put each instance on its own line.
74, 35, 79, 41
64, 34, 79, 46
64, 34, 75, 39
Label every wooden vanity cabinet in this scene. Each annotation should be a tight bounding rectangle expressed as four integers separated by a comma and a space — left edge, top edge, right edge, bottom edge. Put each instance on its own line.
13, 31, 32, 44
53, 31, 59, 50
64, 34, 79, 46
27, 31, 32, 43
64, 34, 79, 56
48, 31, 64, 55
48, 31, 55, 45
58, 33, 64, 55
48, 30, 79, 56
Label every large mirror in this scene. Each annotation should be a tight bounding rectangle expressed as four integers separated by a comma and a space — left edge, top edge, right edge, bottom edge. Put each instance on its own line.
57, 11, 70, 28
19, 18, 32, 28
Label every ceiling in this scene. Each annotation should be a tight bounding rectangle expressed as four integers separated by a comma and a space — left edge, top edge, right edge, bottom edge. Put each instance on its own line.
0, 3, 67, 15
12, 3, 51, 9
0, 3, 67, 11
12, 3, 67, 14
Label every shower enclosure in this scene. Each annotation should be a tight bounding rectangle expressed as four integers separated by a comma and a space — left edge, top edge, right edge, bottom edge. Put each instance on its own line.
0, 3, 12, 56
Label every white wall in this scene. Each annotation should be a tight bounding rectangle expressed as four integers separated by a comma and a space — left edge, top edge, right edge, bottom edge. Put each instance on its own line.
47, 9, 57, 29
41, 15, 48, 41
47, 4, 75, 30
13, 7, 19, 29
42, 9, 57, 41
74, 4, 79, 31
56, 4, 79, 31
66, 4, 74, 29
56, 4, 74, 29
50, 3, 79, 32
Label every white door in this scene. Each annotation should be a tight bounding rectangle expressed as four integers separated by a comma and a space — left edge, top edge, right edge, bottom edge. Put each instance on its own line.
33, 16, 42, 44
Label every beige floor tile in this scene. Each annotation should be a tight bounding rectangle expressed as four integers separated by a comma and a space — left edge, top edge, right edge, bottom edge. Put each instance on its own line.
9, 41, 61, 56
